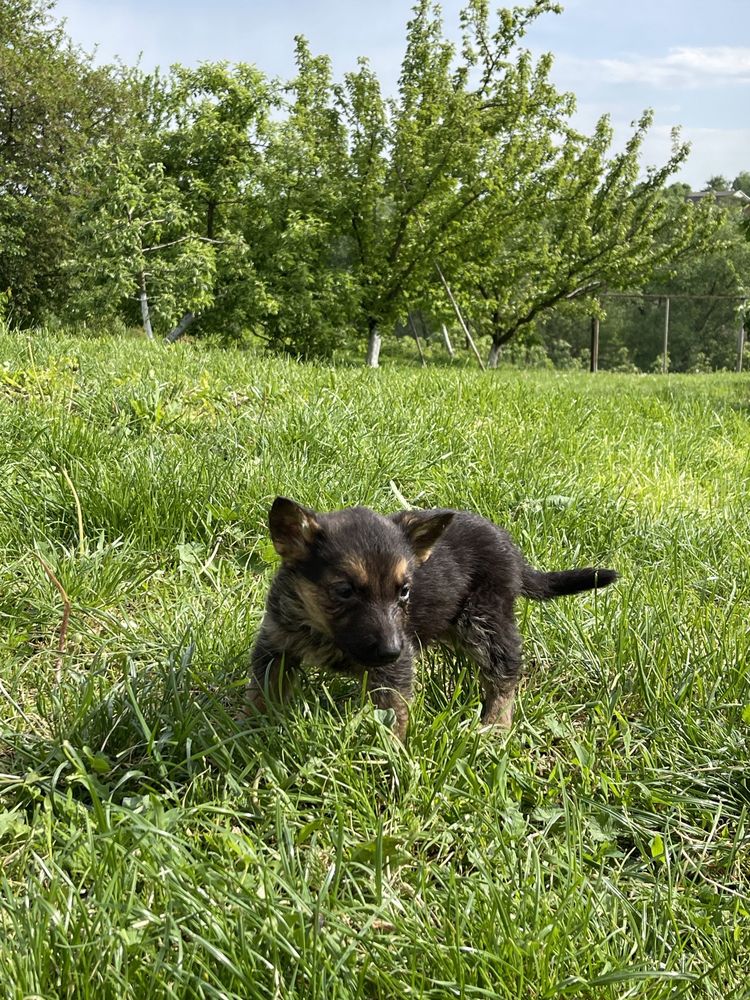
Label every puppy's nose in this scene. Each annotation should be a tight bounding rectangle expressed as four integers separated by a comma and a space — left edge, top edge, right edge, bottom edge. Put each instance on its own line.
371, 638, 403, 664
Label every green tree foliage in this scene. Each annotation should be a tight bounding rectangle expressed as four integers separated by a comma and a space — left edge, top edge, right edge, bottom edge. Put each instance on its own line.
441, 3, 713, 364
334, 0, 492, 362
333, 1, 587, 363
302, 0, 710, 365
0, 0, 732, 364
0, 0, 123, 324
67, 64, 274, 339
250, 38, 357, 356
532, 184, 748, 372
65, 73, 202, 336
611, 197, 748, 372
161, 63, 274, 339
706, 174, 731, 192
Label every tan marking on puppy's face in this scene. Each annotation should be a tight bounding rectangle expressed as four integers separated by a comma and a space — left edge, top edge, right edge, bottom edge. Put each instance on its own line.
392, 557, 409, 585
339, 556, 369, 589
376, 555, 411, 603
339, 553, 411, 602
294, 578, 334, 636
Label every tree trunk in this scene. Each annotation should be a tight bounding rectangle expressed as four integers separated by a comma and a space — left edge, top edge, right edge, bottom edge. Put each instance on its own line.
488, 341, 501, 369
441, 323, 455, 358
165, 311, 196, 344
138, 271, 154, 340
366, 324, 382, 368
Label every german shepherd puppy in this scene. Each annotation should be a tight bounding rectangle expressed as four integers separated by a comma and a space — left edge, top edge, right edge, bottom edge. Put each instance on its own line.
246, 497, 617, 740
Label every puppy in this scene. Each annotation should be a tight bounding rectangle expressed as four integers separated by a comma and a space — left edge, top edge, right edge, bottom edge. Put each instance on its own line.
246, 497, 617, 740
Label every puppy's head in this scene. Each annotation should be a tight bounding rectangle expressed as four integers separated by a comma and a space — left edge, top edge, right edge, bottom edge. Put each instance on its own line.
268, 497, 453, 668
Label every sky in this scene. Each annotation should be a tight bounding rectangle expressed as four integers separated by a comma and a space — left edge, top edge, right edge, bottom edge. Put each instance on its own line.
53, 0, 750, 189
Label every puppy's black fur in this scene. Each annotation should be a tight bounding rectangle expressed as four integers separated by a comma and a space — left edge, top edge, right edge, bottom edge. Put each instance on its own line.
246, 498, 617, 739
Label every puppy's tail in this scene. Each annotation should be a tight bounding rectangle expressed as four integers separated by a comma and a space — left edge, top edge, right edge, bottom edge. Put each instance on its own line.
521, 566, 618, 601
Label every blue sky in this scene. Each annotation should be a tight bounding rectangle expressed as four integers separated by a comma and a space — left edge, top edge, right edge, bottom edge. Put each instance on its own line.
54, 0, 749, 188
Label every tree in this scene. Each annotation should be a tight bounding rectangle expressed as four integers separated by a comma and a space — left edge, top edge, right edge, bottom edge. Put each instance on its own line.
329, 0, 707, 367
432, 3, 713, 365
67, 63, 274, 340
0, 0, 124, 325
334, 1, 477, 365
731, 172, 750, 197
66, 139, 216, 336
616, 199, 748, 372
249, 37, 358, 357
706, 174, 731, 192
160, 63, 274, 341
332, 1, 563, 365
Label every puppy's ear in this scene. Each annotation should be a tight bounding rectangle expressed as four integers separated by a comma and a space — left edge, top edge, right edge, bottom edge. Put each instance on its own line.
392, 509, 454, 563
269, 497, 320, 561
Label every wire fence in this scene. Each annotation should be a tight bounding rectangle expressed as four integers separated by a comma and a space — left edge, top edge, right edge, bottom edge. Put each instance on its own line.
590, 293, 747, 374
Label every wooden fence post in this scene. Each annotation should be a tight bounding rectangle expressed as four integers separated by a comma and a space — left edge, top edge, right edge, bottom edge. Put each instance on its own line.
590, 316, 600, 373
738, 304, 746, 373
662, 296, 670, 373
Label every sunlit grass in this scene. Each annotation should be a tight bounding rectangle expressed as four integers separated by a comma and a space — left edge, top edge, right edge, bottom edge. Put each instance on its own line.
0, 330, 748, 998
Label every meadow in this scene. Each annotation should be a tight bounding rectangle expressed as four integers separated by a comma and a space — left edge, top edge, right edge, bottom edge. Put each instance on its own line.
0, 330, 749, 999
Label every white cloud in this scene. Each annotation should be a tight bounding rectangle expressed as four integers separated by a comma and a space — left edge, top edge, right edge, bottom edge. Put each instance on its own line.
599, 47, 750, 87
623, 125, 750, 188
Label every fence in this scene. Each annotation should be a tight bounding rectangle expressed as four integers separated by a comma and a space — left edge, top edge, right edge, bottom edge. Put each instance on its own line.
592, 293, 747, 374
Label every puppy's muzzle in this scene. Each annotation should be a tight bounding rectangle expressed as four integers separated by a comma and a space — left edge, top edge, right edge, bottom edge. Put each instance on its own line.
364, 637, 404, 666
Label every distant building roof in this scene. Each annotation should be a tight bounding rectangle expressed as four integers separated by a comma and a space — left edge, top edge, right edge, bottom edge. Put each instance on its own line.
686, 188, 750, 205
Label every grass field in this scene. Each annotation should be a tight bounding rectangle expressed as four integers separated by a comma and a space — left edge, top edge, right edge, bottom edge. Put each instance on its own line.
1, 330, 749, 999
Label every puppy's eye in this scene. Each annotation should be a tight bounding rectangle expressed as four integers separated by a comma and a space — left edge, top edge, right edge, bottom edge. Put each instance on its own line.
399, 583, 411, 603
330, 581, 355, 600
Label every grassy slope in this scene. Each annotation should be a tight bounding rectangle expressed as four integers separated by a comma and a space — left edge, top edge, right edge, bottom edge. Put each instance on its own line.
0, 331, 749, 999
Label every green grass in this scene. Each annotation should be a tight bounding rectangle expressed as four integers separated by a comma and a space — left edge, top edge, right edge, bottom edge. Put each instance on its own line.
0, 330, 749, 999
